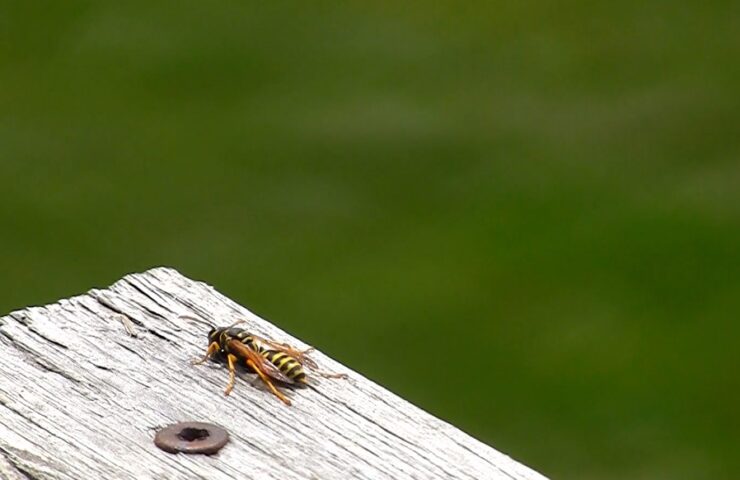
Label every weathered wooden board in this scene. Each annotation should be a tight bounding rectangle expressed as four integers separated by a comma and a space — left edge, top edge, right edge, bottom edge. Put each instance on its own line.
0, 268, 548, 480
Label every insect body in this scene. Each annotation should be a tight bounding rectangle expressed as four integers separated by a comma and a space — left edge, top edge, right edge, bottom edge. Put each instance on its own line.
219, 326, 310, 383
192, 321, 346, 406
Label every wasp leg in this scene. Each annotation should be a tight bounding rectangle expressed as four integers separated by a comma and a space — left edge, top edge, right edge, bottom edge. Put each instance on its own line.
266, 341, 345, 378
295, 346, 317, 367
259, 339, 345, 379
224, 353, 238, 396
285, 347, 345, 375
192, 341, 220, 365
314, 370, 348, 379
246, 359, 292, 406
255, 336, 318, 368
277, 342, 314, 357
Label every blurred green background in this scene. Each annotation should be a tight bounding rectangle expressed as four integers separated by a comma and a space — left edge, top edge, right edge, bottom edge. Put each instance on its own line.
1, 1, 738, 478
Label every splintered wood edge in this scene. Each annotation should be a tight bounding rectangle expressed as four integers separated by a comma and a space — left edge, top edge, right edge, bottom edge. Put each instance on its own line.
0, 267, 549, 480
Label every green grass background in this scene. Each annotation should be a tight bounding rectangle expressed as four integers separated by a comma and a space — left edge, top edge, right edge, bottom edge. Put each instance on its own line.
1, 2, 738, 478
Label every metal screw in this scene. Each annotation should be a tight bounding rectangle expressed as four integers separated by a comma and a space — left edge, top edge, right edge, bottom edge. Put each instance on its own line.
154, 422, 229, 455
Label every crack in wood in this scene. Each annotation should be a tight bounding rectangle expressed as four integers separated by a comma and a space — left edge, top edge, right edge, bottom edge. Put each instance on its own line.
90, 291, 173, 343
0, 330, 83, 386
26, 327, 69, 351
0, 452, 38, 480
87, 293, 141, 324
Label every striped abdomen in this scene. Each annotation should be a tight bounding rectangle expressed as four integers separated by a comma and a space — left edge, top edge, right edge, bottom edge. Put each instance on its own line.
261, 349, 307, 383
227, 329, 307, 383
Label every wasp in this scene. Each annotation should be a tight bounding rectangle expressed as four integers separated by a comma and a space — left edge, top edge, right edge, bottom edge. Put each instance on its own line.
192, 320, 346, 406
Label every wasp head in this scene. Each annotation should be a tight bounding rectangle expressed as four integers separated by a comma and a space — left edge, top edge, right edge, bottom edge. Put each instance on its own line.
207, 325, 219, 344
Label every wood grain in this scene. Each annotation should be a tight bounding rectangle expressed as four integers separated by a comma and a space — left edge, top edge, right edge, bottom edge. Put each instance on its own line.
0, 268, 548, 480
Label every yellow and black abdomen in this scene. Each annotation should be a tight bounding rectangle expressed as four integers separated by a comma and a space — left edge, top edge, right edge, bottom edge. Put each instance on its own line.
261, 350, 307, 383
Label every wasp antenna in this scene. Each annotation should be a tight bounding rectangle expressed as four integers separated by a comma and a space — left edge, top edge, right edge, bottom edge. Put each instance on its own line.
226, 318, 248, 329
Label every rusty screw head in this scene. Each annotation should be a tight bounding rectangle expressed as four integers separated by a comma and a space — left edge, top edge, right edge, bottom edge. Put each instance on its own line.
154, 422, 229, 455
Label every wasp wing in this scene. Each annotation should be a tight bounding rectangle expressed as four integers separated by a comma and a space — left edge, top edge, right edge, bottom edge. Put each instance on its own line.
248, 334, 318, 369
226, 339, 295, 384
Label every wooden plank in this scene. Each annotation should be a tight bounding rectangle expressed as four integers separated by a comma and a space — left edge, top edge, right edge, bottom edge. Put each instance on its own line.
0, 268, 548, 480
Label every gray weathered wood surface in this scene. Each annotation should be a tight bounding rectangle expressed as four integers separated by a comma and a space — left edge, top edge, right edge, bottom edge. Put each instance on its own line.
0, 268, 548, 480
